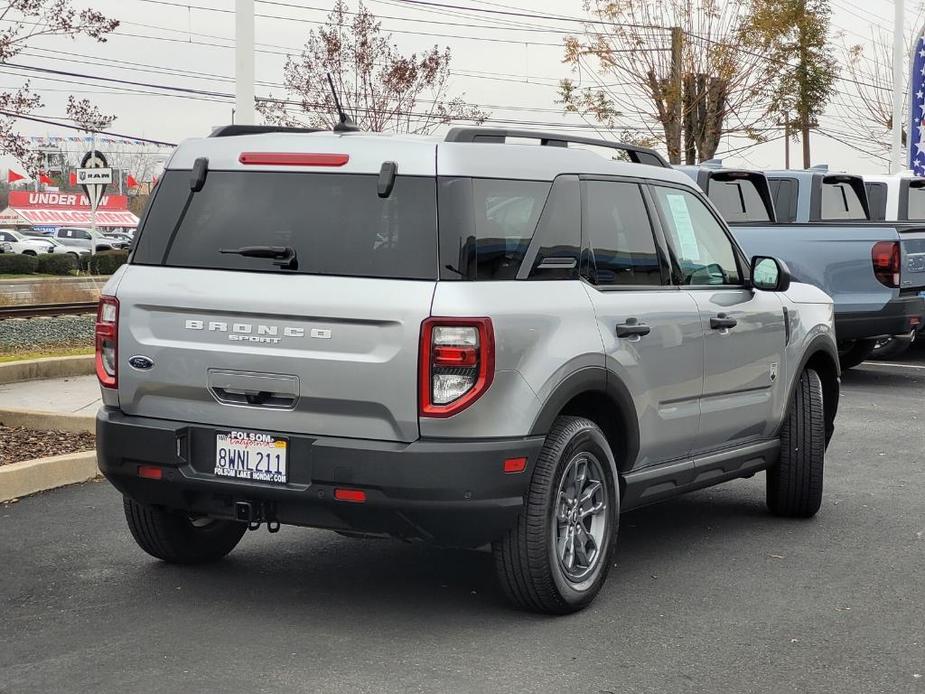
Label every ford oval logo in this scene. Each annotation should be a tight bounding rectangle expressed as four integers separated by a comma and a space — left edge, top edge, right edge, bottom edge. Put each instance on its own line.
128, 355, 154, 370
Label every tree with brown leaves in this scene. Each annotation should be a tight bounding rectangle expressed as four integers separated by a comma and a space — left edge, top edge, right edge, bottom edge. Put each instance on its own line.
0, 1, 117, 173
258, 0, 487, 134
560, 0, 775, 165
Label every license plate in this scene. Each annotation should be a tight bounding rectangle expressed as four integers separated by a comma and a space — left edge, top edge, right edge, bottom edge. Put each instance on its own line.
214, 430, 287, 484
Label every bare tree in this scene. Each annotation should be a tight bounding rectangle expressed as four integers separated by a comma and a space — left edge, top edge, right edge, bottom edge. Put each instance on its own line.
560, 0, 775, 164
0, 1, 117, 173
258, 0, 487, 134
66, 95, 115, 133
838, 4, 925, 161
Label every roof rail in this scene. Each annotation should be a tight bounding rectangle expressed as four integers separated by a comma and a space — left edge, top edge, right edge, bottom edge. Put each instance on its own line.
209, 125, 325, 138
444, 127, 669, 168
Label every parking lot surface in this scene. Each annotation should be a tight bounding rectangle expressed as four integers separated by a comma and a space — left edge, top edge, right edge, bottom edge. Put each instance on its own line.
1, 350, 923, 694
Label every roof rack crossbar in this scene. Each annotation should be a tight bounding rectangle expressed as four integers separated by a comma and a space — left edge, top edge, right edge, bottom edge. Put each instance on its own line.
444, 127, 669, 168
209, 125, 325, 138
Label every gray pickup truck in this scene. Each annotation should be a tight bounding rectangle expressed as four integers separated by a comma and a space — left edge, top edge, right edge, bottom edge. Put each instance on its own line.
679, 163, 925, 368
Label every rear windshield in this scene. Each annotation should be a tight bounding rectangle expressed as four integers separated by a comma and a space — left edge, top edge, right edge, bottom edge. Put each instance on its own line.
132, 170, 438, 280
820, 179, 867, 220
706, 175, 770, 223
906, 183, 925, 220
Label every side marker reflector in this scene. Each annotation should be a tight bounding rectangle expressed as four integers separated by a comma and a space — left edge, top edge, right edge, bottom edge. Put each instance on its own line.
138, 465, 163, 480
503, 457, 527, 474
334, 488, 367, 503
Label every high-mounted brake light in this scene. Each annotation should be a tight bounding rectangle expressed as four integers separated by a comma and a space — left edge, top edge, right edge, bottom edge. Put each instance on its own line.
871, 241, 901, 288
95, 296, 119, 389
238, 152, 349, 167
419, 318, 494, 418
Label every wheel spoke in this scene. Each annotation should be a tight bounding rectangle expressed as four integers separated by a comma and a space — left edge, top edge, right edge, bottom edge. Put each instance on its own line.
576, 523, 598, 565
579, 479, 602, 506
565, 527, 576, 570
556, 491, 571, 523
580, 500, 605, 519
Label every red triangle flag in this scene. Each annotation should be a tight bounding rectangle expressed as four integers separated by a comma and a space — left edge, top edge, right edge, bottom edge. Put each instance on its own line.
69, 171, 77, 186
38, 173, 53, 185
7, 170, 25, 183
126, 174, 139, 188
152, 175, 158, 186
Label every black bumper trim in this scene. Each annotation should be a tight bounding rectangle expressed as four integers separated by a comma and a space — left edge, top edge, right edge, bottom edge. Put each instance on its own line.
834, 294, 925, 341
96, 408, 544, 546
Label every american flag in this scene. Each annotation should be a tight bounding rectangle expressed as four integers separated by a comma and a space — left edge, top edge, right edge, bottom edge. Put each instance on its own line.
910, 30, 925, 174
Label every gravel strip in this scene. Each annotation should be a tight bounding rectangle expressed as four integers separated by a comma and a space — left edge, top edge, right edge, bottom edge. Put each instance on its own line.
0, 426, 95, 465
0, 315, 95, 353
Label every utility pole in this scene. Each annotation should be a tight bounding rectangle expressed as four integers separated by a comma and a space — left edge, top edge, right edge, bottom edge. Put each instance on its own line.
669, 26, 683, 165
784, 113, 790, 169
235, 0, 255, 125
891, 0, 905, 174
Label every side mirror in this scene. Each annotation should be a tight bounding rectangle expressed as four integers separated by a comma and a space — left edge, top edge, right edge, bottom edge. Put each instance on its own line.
751, 256, 791, 292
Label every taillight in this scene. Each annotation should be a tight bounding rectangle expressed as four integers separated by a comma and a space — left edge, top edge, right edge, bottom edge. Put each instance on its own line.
419, 318, 494, 417
872, 241, 901, 288
95, 296, 118, 388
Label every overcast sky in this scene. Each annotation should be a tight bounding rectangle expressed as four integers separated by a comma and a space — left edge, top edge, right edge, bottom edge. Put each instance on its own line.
2, 0, 922, 176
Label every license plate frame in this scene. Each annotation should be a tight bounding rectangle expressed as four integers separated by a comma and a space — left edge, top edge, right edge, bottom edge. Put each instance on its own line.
214, 430, 288, 484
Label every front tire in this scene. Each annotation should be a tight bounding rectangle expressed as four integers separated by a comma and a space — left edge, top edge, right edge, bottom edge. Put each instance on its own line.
494, 416, 618, 614
123, 497, 246, 564
767, 368, 825, 518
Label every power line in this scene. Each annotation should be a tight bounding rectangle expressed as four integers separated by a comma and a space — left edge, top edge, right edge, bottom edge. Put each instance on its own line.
0, 110, 176, 146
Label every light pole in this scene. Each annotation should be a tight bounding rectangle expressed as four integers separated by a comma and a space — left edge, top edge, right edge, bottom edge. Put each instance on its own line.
891, 0, 906, 174
235, 0, 255, 125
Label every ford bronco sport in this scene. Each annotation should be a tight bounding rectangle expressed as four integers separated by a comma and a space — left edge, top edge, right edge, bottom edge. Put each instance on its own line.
96, 125, 840, 614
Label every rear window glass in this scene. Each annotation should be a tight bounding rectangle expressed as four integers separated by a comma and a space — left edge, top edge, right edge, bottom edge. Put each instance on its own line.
821, 180, 866, 220
906, 184, 925, 220
132, 171, 438, 280
707, 176, 770, 223
438, 178, 552, 280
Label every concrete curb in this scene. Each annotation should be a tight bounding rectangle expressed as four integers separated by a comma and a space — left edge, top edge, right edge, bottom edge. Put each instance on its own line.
0, 355, 94, 384
0, 450, 98, 502
0, 408, 95, 433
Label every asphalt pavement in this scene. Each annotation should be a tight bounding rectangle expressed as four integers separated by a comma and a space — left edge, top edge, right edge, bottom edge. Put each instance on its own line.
1, 349, 924, 694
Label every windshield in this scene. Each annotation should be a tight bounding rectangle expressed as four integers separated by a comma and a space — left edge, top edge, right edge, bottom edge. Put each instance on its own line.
132, 170, 439, 280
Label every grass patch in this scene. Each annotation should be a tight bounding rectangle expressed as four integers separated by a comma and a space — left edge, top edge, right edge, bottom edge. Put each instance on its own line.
0, 346, 93, 363
0, 273, 59, 280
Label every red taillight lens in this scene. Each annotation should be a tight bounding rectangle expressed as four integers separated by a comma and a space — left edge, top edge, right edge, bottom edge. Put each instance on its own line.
419, 318, 494, 418
872, 241, 901, 288
95, 296, 118, 388
137, 465, 162, 480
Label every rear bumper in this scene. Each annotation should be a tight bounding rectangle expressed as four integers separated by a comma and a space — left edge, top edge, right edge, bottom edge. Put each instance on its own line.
96, 408, 544, 547
834, 294, 925, 342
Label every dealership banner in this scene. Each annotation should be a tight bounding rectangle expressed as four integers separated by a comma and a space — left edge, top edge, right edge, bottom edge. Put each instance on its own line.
7, 191, 129, 211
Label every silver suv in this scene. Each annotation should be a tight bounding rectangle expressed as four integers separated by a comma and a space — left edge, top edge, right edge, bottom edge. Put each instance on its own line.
96, 126, 840, 614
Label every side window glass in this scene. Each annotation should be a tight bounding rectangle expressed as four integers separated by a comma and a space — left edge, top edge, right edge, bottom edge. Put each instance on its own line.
79, 231, 91, 240
523, 175, 580, 280
707, 177, 770, 223
865, 182, 887, 221
583, 180, 664, 286
768, 177, 798, 223
0, 232, 10, 241
652, 186, 742, 286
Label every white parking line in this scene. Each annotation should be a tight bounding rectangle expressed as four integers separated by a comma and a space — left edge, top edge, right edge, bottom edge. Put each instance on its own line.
864, 361, 925, 370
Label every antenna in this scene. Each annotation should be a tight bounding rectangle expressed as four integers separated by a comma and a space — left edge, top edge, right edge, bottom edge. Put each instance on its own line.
326, 73, 359, 132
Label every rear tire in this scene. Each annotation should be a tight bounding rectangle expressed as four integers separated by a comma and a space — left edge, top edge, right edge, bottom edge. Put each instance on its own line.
767, 368, 825, 518
838, 338, 876, 370
494, 416, 618, 614
123, 497, 246, 564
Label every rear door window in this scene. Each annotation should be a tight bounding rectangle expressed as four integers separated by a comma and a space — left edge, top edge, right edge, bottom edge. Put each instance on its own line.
768, 177, 798, 223
582, 180, 665, 286
707, 176, 770, 223
865, 182, 888, 221
131, 171, 438, 279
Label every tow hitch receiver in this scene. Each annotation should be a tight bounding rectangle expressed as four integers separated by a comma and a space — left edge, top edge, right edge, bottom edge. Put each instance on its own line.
235, 500, 280, 532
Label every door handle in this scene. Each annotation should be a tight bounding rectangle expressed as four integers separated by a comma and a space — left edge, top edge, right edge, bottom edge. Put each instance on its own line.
616, 318, 651, 338
710, 313, 738, 330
